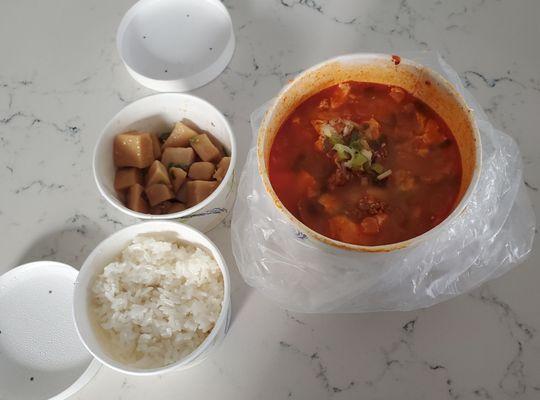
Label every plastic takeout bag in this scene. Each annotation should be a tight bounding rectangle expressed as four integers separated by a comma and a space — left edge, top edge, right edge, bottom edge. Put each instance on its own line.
231, 52, 535, 313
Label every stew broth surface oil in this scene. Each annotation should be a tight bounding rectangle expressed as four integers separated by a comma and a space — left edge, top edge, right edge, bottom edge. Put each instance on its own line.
269, 81, 462, 246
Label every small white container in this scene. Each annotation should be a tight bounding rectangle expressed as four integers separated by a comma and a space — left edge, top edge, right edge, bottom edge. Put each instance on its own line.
117, 0, 235, 92
73, 221, 231, 376
0, 262, 101, 400
93, 93, 237, 232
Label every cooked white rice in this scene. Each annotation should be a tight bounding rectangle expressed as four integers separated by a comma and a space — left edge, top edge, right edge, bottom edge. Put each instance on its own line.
91, 235, 224, 368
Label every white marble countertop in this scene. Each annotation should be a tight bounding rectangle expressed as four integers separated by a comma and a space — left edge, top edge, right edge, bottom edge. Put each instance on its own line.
1, 0, 540, 399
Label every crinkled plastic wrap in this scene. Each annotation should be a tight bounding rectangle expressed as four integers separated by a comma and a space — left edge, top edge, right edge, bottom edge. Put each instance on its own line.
231, 52, 536, 313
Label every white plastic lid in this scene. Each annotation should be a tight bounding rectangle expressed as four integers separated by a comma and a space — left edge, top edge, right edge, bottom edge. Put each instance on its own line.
117, 0, 235, 92
0, 262, 100, 400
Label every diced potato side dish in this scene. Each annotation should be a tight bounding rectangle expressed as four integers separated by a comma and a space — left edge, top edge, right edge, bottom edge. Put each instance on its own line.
150, 134, 162, 159
213, 157, 230, 182
114, 132, 155, 168
190, 134, 221, 162
112, 122, 230, 215
146, 160, 171, 187
114, 167, 143, 191
161, 147, 195, 169
163, 122, 198, 149
146, 184, 174, 207
167, 202, 187, 213
176, 183, 188, 203
127, 183, 149, 213
116, 189, 127, 204
188, 162, 215, 180
186, 181, 219, 207
170, 167, 187, 193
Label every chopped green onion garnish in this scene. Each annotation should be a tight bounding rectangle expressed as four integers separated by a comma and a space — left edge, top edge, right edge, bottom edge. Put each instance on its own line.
360, 138, 370, 150
376, 169, 392, 180
322, 124, 343, 146
344, 151, 368, 171
360, 149, 373, 162
333, 143, 354, 161
349, 138, 362, 151
371, 163, 384, 174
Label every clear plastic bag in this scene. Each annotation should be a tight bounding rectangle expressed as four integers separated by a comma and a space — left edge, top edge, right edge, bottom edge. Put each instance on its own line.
231, 52, 536, 313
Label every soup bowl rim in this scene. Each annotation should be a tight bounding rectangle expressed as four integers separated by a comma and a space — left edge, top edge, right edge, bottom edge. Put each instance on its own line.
257, 52, 482, 253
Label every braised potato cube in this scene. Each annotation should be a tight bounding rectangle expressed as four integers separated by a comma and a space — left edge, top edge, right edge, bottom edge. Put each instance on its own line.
114, 167, 143, 191
213, 156, 230, 182
167, 202, 187, 213
116, 189, 127, 204
188, 162, 215, 180
186, 180, 218, 207
149, 201, 172, 215
170, 167, 187, 193
176, 182, 189, 203
150, 133, 162, 159
162, 122, 198, 149
114, 131, 155, 168
161, 147, 195, 169
127, 183, 149, 213
146, 160, 171, 187
146, 184, 174, 207
189, 134, 220, 162
208, 135, 225, 160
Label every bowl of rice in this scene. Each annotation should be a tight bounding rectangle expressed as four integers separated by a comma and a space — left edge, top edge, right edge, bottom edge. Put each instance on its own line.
73, 221, 231, 375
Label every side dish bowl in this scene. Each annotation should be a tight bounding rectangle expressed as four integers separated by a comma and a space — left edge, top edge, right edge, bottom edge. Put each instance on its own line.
73, 221, 231, 376
93, 93, 237, 232
257, 53, 482, 252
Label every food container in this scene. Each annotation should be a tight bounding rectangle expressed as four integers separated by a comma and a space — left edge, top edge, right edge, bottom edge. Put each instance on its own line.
116, 0, 235, 92
73, 221, 232, 376
0, 262, 101, 400
257, 53, 482, 253
93, 93, 237, 232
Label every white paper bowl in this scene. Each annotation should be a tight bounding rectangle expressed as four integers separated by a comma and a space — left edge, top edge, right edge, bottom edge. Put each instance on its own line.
117, 0, 235, 92
93, 93, 237, 232
73, 221, 231, 376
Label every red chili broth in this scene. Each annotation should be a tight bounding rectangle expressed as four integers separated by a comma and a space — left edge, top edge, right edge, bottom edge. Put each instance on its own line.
268, 81, 462, 246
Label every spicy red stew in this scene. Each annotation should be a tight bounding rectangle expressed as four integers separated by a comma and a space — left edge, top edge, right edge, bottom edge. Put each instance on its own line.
268, 81, 462, 246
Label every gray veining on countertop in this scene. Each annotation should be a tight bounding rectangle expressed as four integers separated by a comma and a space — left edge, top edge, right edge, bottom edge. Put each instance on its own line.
1, 0, 539, 399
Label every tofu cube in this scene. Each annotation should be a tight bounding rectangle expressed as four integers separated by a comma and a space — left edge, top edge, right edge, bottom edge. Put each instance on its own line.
161, 147, 195, 169
145, 184, 174, 207
114, 167, 144, 191
190, 134, 220, 162
213, 156, 230, 182
114, 131, 155, 168
186, 180, 218, 207
188, 162, 215, 180
127, 183, 149, 213
162, 122, 198, 149
146, 160, 171, 187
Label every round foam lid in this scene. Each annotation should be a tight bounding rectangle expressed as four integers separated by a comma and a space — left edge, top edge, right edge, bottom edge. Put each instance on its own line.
117, 0, 236, 92
0, 261, 100, 400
